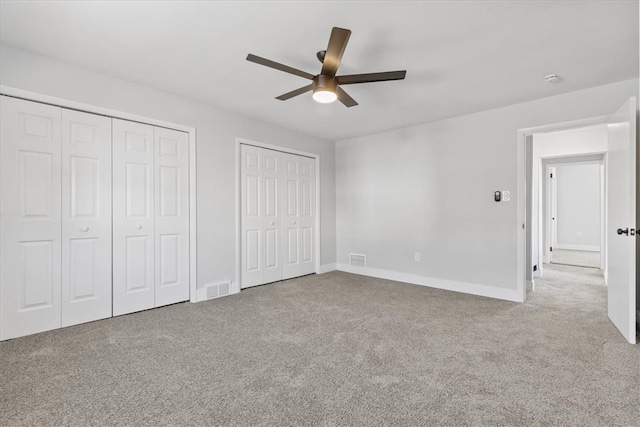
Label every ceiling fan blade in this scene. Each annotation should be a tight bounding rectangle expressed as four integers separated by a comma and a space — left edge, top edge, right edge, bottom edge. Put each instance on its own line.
321, 27, 351, 77
336, 86, 358, 107
246, 54, 315, 80
275, 84, 314, 101
337, 70, 407, 85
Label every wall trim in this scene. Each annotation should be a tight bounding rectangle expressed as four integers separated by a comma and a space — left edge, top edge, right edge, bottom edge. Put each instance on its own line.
555, 244, 600, 252
526, 280, 535, 291
318, 263, 337, 274
0, 85, 199, 303
336, 264, 523, 302
235, 137, 322, 290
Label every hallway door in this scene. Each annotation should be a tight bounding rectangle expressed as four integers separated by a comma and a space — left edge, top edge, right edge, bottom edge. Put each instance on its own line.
606, 97, 636, 344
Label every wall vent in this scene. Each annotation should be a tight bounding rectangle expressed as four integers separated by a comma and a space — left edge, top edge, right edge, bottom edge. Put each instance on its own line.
206, 281, 231, 300
349, 253, 366, 268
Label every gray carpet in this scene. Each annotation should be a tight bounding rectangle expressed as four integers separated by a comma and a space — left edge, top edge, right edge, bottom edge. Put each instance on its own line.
551, 249, 600, 268
1, 265, 638, 426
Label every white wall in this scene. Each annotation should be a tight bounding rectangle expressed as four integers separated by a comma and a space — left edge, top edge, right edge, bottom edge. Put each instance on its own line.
555, 163, 601, 250
336, 78, 638, 301
0, 44, 337, 292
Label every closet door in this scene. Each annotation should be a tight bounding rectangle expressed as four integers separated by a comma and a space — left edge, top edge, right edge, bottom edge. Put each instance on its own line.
154, 127, 190, 307
262, 149, 283, 284
282, 154, 301, 280
298, 155, 316, 276
0, 96, 62, 340
241, 144, 263, 288
61, 109, 112, 327
112, 119, 155, 316
282, 153, 316, 280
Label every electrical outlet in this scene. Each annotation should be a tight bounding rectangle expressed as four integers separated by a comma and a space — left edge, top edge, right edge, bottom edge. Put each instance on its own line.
502, 190, 511, 202
414, 252, 421, 262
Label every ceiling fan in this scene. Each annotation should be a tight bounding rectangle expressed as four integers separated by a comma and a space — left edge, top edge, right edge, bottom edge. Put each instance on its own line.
246, 27, 406, 107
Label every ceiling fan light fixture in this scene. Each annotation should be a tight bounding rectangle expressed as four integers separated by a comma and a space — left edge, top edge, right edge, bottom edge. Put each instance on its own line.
313, 89, 337, 103
312, 74, 338, 104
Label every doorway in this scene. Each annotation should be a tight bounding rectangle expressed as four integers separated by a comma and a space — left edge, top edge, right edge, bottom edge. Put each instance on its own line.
517, 97, 637, 344
545, 158, 605, 270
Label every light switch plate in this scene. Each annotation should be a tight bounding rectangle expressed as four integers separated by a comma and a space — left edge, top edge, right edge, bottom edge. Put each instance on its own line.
502, 191, 511, 202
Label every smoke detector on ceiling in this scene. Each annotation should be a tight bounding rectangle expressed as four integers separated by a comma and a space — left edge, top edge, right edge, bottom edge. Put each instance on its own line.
544, 74, 559, 83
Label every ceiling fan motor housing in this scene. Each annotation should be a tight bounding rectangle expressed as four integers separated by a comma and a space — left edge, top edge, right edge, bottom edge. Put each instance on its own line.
313, 74, 337, 93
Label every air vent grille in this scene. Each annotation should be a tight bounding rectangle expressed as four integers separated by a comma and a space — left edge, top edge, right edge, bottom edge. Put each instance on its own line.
349, 253, 366, 268
206, 281, 231, 300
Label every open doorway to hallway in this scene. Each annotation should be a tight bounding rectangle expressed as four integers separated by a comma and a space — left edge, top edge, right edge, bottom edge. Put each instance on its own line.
531, 124, 607, 282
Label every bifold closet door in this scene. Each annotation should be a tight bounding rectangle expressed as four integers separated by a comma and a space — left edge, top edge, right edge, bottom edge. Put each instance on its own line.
154, 127, 189, 307
282, 153, 316, 280
240, 145, 315, 288
0, 97, 62, 340
61, 109, 112, 327
112, 119, 155, 315
112, 119, 190, 315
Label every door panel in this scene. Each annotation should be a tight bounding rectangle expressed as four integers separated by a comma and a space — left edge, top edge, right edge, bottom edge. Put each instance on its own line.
1, 96, 62, 340
241, 145, 264, 288
61, 109, 112, 327
261, 150, 282, 284
113, 119, 155, 315
298, 155, 316, 276
154, 127, 189, 307
606, 97, 636, 344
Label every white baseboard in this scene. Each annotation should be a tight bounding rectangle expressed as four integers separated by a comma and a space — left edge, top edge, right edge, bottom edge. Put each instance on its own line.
317, 263, 337, 274
555, 244, 600, 252
336, 264, 523, 302
526, 280, 535, 291
195, 281, 239, 302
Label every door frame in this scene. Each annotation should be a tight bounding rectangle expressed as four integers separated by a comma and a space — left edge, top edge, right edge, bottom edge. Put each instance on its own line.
517, 114, 610, 301
0, 85, 199, 303
235, 137, 321, 290
543, 157, 606, 269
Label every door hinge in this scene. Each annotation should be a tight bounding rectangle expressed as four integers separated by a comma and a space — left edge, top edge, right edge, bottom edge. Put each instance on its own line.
550, 247, 553, 252
550, 173, 553, 178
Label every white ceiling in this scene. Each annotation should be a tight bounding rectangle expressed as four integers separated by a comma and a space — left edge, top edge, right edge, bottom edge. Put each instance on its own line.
0, 1, 637, 141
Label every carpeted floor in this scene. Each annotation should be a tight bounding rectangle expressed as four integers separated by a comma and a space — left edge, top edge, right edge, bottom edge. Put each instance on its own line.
1, 265, 638, 426
551, 249, 600, 268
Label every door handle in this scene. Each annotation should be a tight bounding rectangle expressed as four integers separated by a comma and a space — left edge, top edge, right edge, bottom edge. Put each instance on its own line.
617, 227, 629, 235
270, 221, 275, 226
292, 221, 297, 225
81, 226, 89, 232
136, 225, 143, 230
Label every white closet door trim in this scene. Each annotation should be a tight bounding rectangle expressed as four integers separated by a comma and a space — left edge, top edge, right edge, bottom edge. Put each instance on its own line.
235, 137, 321, 293
1, 85, 198, 303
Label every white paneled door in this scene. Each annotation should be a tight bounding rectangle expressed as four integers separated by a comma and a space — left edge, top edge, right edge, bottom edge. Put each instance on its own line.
282, 153, 316, 280
61, 109, 112, 327
606, 97, 636, 344
113, 119, 190, 315
154, 127, 190, 307
112, 119, 156, 315
240, 144, 315, 288
1, 97, 62, 340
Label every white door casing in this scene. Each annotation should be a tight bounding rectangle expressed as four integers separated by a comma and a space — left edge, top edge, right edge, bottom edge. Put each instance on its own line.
112, 119, 155, 316
606, 97, 636, 344
154, 127, 190, 307
0, 96, 62, 340
61, 109, 112, 327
